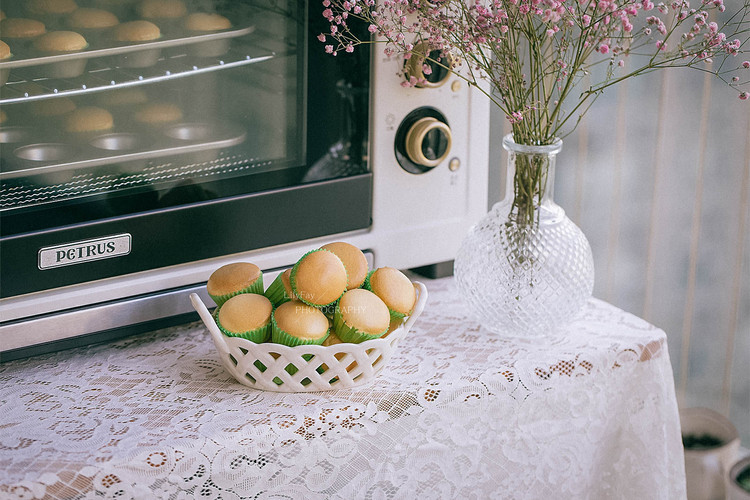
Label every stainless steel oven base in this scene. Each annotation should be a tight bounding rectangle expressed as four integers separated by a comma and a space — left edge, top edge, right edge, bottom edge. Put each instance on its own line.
0, 282, 211, 362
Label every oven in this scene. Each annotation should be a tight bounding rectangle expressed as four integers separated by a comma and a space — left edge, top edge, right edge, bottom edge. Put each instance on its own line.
0, 1, 490, 360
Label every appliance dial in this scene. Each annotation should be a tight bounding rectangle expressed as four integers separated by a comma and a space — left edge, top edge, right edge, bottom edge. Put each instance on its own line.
395, 107, 452, 174
404, 42, 455, 88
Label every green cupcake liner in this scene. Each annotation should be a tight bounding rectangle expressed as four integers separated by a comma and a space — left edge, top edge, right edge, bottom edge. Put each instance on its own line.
333, 305, 388, 344
362, 270, 375, 291
264, 273, 293, 307
209, 272, 265, 307
270, 310, 329, 347
389, 308, 408, 321
216, 315, 271, 343
290, 249, 348, 308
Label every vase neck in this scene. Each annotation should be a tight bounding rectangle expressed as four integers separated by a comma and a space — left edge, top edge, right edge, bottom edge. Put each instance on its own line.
501, 134, 562, 225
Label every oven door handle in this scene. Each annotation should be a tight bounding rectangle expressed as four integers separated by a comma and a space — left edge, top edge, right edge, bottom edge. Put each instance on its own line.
190, 292, 230, 356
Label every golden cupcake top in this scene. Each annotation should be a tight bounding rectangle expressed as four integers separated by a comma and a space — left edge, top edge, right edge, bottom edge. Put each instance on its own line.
207, 262, 261, 297
0, 40, 10, 59
368, 267, 416, 316
218, 293, 272, 333
292, 249, 348, 306
33, 31, 88, 53
133, 102, 183, 124
113, 20, 160, 42
64, 106, 114, 133
273, 301, 329, 340
138, 0, 187, 19
0, 18, 47, 39
320, 241, 368, 290
27, 0, 78, 15
338, 288, 390, 335
184, 12, 231, 32
31, 97, 77, 117
68, 8, 119, 29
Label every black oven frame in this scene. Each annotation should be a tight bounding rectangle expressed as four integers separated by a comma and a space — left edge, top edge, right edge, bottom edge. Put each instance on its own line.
0, 2, 372, 299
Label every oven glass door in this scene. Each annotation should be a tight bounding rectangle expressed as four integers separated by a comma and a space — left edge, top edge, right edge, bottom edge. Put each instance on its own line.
0, 1, 371, 298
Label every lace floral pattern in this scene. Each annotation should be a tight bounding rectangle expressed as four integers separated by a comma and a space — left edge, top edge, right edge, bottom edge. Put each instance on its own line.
0, 277, 685, 499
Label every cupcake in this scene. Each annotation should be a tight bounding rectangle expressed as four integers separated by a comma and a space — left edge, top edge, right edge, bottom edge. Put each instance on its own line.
366, 267, 416, 319
64, 106, 114, 137
0, 40, 10, 86
138, 0, 187, 19
68, 8, 118, 29
32, 31, 89, 78
216, 292, 272, 343
27, 0, 78, 29
264, 268, 299, 307
27, 0, 78, 16
183, 12, 232, 57
1, 18, 46, 52
91, 0, 137, 19
67, 8, 118, 44
320, 241, 369, 290
0, 40, 10, 60
333, 288, 390, 343
206, 262, 264, 307
290, 249, 348, 308
113, 20, 160, 42
33, 30, 87, 53
132, 102, 183, 128
271, 300, 330, 347
111, 20, 161, 67
137, 0, 187, 34
185, 12, 231, 32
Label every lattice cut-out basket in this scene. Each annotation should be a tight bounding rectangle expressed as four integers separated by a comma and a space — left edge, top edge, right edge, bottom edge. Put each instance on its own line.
190, 281, 427, 392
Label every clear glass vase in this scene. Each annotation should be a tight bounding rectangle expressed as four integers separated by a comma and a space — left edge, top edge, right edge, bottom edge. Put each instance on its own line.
454, 134, 594, 338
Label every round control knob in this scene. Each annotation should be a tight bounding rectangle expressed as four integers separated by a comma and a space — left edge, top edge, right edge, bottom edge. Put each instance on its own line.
404, 42, 456, 88
404, 117, 452, 168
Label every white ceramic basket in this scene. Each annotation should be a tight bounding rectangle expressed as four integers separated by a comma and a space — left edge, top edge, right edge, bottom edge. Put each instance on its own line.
190, 281, 427, 392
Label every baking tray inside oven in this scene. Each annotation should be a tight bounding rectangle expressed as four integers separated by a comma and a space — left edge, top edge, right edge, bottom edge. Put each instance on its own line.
0, 122, 247, 180
0, 26, 256, 70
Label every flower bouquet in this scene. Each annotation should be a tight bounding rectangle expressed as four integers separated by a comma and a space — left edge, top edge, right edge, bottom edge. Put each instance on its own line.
320, 0, 750, 336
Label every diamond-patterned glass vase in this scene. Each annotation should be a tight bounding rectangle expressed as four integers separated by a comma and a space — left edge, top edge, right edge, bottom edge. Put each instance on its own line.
454, 134, 594, 338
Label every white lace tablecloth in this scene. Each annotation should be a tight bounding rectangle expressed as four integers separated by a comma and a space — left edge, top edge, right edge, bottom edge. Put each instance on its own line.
0, 277, 686, 499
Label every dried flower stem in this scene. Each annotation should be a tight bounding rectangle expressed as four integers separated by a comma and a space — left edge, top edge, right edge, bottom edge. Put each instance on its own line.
322, 0, 750, 224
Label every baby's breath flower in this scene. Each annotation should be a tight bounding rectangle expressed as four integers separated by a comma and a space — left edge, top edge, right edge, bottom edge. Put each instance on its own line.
322, 0, 750, 144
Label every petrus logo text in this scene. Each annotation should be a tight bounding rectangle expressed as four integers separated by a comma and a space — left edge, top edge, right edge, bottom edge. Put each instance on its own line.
38, 234, 132, 270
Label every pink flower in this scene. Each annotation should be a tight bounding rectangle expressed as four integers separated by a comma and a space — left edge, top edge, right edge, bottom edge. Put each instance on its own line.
740, 92, 748, 100
599, 44, 610, 54
743, 61, 750, 69
317, 34, 326, 42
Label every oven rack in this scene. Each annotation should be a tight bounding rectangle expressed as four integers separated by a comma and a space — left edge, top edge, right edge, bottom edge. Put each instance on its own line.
0, 122, 248, 181
0, 37, 280, 104
0, 153, 281, 210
